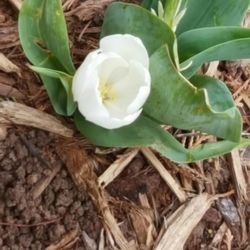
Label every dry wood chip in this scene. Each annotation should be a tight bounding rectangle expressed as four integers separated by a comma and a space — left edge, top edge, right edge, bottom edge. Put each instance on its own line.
208, 222, 228, 249
98, 149, 139, 188
205, 61, 219, 77
0, 82, 24, 99
227, 150, 248, 201
0, 124, 7, 140
66, 0, 115, 21
141, 148, 187, 203
242, 92, 250, 109
45, 228, 79, 250
98, 229, 105, 250
0, 53, 21, 76
224, 228, 234, 250
29, 163, 61, 199
0, 101, 73, 137
130, 195, 156, 247
7, 0, 22, 10
155, 193, 215, 250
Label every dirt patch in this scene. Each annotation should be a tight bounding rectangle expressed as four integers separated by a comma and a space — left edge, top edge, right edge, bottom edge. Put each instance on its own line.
0, 128, 101, 249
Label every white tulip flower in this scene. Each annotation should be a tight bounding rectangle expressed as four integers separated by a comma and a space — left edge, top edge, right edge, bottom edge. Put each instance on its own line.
72, 34, 151, 129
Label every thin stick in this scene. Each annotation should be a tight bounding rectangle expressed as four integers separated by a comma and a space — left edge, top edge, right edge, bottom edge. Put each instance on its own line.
98, 149, 139, 188
0, 217, 61, 228
141, 148, 187, 203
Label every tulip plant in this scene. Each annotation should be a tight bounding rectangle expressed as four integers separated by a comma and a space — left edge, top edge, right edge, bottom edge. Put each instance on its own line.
18, 0, 250, 163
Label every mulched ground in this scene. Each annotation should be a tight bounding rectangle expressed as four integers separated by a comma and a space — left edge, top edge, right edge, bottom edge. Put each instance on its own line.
0, 0, 249, 249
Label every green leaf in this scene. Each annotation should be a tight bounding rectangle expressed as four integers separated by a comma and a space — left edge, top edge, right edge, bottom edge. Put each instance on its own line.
142, 0, 166, 11
190, 75, 235, 112
18, 0, 75, 115
178, 27, 250, 78
164, 0, 181, 28
101, 2, 175, 56
30, 66, 76, 115
176, 0, 250, 35
144, 46, 242, 142
74, 111, 250, 163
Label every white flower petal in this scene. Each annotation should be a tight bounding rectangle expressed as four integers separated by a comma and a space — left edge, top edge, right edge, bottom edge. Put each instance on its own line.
110, 61, 151, 114
72, 50, 99, 101
85, 108, 142, 129
127, 86, 150, 114
72, 34, 151, 130
76, 70, 109, 119
100, 34, 149, 68
97, 54, 128, 82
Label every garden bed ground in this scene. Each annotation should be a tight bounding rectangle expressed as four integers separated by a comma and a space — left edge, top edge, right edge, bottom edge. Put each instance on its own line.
0, 0, 249, 249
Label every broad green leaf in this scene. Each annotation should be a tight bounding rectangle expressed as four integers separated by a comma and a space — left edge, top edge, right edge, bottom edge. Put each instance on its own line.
190, 75, 235, 112
144, 46, 242, 142
101, 2, 175, 56
18, 0, 75, 115
178, 27, 250, 78
40, 0, 75, 75
176, 0, 250, 35
30, 66, 76, 115
74, 111, 250, 163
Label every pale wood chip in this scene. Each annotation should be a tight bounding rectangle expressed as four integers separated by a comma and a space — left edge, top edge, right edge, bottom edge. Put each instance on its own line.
29, 163, 61, 199
98, 149, 139, 188
209, 222, 228, 249
205, 61, 219, 77
130, 194, 156, 247
233, 79, 250, 99
242, 92, 250, 109
7, 0, 22, 10
227, 150, 248, 201
0, 125, 7, 141
98, 229, 105, 250
155, 193, 215, 250
0, 53, 21, 76
66, 0, 115, 21
224, 228, 233, 250
0, 101, 73, 137
45, 228, 79, 250
0, 82, 24, 99
141, 148, 187, 203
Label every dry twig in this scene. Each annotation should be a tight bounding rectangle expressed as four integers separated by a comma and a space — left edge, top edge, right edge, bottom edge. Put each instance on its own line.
45, 228, 79, 250
0, 101, 73, 137
0, 53, 21, 76
98, 149, 139, 188
209, 222, 228, 249
29, 163, 61, 199
141, 148, 187, 203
